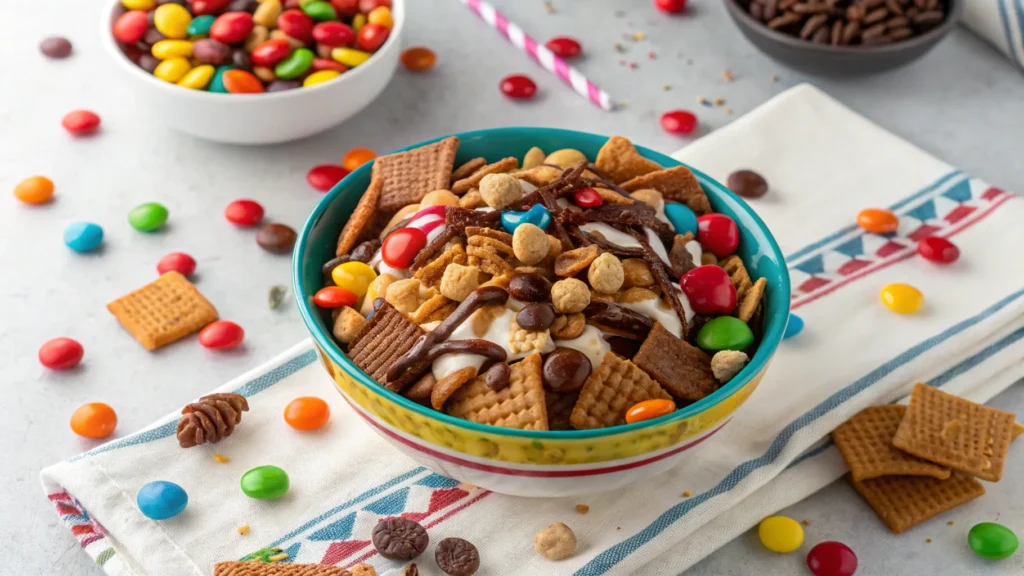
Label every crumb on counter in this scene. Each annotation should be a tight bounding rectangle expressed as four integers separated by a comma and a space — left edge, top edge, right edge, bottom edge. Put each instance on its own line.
238, 524, 250, 535
576, 504, 590, 514
213, 453, 229, 463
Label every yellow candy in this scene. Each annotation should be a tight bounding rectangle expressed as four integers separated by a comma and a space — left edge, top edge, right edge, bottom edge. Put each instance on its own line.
367, 6, 393, 29
122, 0, 156, 9
152, 39, 193, 60
177, 65, 215, 89
332, 47, 371, 68
332, 261, 377, 298
154, 3, 192, 39
153, 57, 192, 83
880, 283, 923, 314
352, 13, 367, 31
303, 70, 340, 87
758, 516, 804, 553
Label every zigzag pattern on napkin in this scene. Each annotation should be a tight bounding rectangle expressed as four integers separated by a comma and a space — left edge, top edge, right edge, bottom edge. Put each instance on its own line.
48, 491, 116, 566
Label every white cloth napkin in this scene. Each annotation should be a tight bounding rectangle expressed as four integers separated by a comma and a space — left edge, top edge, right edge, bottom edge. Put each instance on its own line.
964, 0, 1024, 68
41, 84, 1024, 576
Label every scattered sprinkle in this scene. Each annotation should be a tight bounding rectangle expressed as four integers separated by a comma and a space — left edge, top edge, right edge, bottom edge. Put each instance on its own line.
770, 74, 779, 83
614, 43, 628, 53
268, 285, 288, 309
268, 553, 289, 562
628, 62, 638, 69
544, 1, 555, 14
926, 538, 932, 543
726, 108, 734, 115
632, 32, 646, 41
801, 519, 810, 526
662, 84, 671, 91
238, 524, 251, 535
948, 521, 955, 526
648, 51, 657, 59
682, 491, 692, 498
723, 69, 735, 82
213, 453, 230, 463
714, 98, 726, 106
576, 504, 590, 514
698, 97, 712, 107
616, 526, 621, 530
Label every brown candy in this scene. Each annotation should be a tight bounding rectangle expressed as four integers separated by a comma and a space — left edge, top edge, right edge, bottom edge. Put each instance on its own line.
435, 537, 480, 576
516, 303, 555, 332
542, 347, 592, 393
483, 362, 512, 391
727, 170, 769, 198
371, 517, 429, 561
509, 272, 552, 302
40, 36, 73, 58
257, 223, 297, 254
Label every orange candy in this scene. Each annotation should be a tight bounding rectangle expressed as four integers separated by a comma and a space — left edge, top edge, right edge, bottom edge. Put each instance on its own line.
14, 176, 55, 204
284, 396, 331, 431
222, 69, 265, 94
70, 402, 118, 439
401, 46, 436, 72
625, 398, 676, 424
856, 208, 899, 234
342, 147, 376, 171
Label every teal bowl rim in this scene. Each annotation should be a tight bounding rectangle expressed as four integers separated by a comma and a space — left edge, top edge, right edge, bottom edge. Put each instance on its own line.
294, 127, 791, 441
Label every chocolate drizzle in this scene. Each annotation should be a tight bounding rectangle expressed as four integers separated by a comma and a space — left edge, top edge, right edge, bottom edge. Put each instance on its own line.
628, 228, 690, 340
584, 301, 655, 339
416, 339, 507, 365
322, 239, 381, 281
386, 286, 509, 382
410, 207, 501, 271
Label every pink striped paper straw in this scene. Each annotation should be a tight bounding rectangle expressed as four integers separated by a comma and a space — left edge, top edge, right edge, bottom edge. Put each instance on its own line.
461, 0, 616, 111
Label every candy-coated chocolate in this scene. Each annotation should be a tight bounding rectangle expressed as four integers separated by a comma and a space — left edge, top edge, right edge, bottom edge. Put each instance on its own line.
257, 223, 297, 253
313, 286, 358, 308
177, 64, 215, 89
542, 347, 590, 393
359, 0, 391, 11
250, 38, 292, 67
783, 313, 804, 340
501, 203, 551, 234
664, 201, 698, 235
137, 481, 188, 520
625, 398, 676, 424
224, 199, 264, 226
331, 46, 371, 67
307, 164, 348, 191
917, 236, 959, 264
122, 0, 156, 8
284, 396, 331, 430
154, 3, 193, 39
113, 10, 150, 44
193, 39, 232, 65
277, 9, 314, 42
680, 265, 736, 315
351, 13, 367, 31
39, 337, 84, 370
341, 147, 376, 171
879, 283, 923, 314
303, 69, 340, 86
381, 227, 427, 269
275, 47, 314, 79
332, 0, 359, 16
310, 57, 346, 72
545, 36, 582, 59
655, 0, 688, 13
14, 176, 54, 204
367, 6, 393, 28
573, 187, 603, 208
64, 222, 104, 252
806, 541, 857, 576
240, 465, 290, 499
128, 202, 169, 232
62, 110, 101, 135
500, 74, 537, 99
302, 0, 337, 21
400, 46, 436, 71
697, 213, 739, 258
210, 12, 254, 44
192, 0, 231, 15
199, 320, 245, 349
968, 522, 1018, 560
209, 65, 235, 92
157, 252, 197, 276
70, 402, 117, 439
356, 22, 389, 51
154, 57, 191, 82
187, 14, 216, 36
222, 69, 264, 93
331, 261, 377, 297
856, 208, 898, 234
758, 516, 804, 553
696, 316, 753, 351
661, 110, 698, 135
40, 36, 73, 59
152, 39, 194, 59
312, 21, 355, 46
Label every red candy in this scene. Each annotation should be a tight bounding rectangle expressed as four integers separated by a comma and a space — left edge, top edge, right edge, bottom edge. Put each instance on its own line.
661, 110, 698, 135
224, 199, 264, 226
573, 187, 603, 208
697, 213, 739, 258
331, 0, 359, 16
313, 21, 356, 47
313, 286, 358, 308
211, 12, 255, 44
277, 9, 314, 42
113, 11, 149, 44
500, 74, 537, 99
680, 265, 737, 315
381, 228, 427, 269
306, 164, 349, 192
356, 23, 389, 52
917, 236, 959, 264
191, 0, 231, 15
807, 541, 858, 576
199, 320, 245, 350
39, 337, 84, 370
359, 0, 391, 11
62, 110, 101, 136
655, 0, 688, 12
545, 36, 582, 59
311, 58, 347, 72
157, 252, 197, 277
250, 39, 293, 67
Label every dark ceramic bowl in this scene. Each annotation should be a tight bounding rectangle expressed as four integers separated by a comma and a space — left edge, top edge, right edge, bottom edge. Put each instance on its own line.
724, 0, 962, 76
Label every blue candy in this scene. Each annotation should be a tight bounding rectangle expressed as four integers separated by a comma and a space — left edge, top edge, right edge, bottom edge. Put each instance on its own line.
783, 313, 804, 340
137, 481, 188, 520
665, 202, 698, 236
501, 204, 551, 234
64, 222, 104, 252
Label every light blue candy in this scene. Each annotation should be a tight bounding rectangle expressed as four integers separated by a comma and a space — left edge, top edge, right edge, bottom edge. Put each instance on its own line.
501, 203, 551, 234
137, 481, 188, 520
64, 222, 104, 252
665, 202, 698, 236
783, 313, 804, 340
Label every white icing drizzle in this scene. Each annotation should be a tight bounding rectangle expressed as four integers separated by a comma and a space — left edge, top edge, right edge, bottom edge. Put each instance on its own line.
518, 180, 538, 194
577, 223, 672, 268
647, 194, 670, 225
425, 224, 447, 245
644, 227, 671, 267
685, 240, 703, 268
618, 289, 695, 339
367, 248, 411, 280
554, 325, 611, 374
431, 306, 555, 381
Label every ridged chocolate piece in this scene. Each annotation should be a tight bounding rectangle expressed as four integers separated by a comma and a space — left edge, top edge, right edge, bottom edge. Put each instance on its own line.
348, 302, 427, 392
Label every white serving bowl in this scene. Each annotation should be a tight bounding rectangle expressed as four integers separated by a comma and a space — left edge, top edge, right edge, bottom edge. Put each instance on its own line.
101, 0, 404, 144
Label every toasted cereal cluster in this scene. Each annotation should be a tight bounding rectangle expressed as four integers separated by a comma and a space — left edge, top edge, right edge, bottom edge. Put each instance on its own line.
319, 135, 769, 431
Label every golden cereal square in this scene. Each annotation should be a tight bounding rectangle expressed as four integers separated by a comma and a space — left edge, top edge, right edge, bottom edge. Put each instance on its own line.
106, 271, 218, 351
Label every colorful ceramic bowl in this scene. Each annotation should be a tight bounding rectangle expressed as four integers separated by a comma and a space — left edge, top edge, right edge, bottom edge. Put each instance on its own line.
294, 128, 790, 497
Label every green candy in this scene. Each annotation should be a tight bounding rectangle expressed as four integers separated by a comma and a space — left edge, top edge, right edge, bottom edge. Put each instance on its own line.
696, 316, 754, 351
302, 1, 337, 21
128, 202, 169, 232
969, 522, 1018, 560
186, 15, 216, 36
240, 465, 290, 500
275, 48, 314, 79
209, 65, 235, 94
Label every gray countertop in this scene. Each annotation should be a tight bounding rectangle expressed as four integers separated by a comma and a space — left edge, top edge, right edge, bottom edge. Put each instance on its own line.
2, 0, 1022, 574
